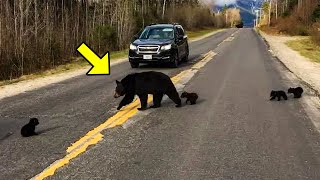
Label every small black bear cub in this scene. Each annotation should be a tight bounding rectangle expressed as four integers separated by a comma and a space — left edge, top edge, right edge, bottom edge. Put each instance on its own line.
21, 118, 39, 137
181, 91, 198, 105
270, 90, 288, 101
288, 87, 303, 98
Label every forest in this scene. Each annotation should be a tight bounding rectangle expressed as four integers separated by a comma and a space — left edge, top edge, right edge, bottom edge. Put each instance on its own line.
0, 0, 233, 81
261, 0, 320, 44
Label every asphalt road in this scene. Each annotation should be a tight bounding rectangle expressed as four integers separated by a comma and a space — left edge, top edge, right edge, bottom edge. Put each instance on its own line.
1, 28, 320, 180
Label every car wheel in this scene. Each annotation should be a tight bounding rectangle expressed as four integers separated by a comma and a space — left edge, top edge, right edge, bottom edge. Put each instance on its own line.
130, 62, 139, 68
171, 52, 179, 68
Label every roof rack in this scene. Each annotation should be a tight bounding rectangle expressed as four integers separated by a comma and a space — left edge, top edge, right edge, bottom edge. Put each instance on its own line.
148, 23, 157, 26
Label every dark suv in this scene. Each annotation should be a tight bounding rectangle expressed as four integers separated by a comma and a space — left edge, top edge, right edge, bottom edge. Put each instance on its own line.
128, 23, 189, 68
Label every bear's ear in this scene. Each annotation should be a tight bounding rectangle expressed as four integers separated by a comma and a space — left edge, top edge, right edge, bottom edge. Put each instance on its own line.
30, 118, 38, 124
116, 80, 120, 84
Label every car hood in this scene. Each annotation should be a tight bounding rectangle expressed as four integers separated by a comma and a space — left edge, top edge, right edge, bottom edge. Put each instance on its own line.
133, 39, 173, 46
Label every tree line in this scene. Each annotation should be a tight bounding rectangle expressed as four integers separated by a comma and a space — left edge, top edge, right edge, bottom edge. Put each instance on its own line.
260, 0, 320, 44
0, 0, 231, 81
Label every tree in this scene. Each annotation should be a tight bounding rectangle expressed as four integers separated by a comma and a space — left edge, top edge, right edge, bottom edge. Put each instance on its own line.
0, 0, 219, 81
312, 4, 320, 22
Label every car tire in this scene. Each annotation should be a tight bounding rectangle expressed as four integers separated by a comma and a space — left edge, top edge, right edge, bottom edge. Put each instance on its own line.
171, 52, 179, 68
130, 62, 139, 68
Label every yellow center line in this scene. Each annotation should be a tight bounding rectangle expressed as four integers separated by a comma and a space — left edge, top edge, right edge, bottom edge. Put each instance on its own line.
66, 101, 139, 153
32, 50, 215, 180
34, 133, 103, 180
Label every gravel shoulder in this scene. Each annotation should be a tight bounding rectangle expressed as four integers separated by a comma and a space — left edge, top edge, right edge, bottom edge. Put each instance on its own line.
259, 31, 320, 94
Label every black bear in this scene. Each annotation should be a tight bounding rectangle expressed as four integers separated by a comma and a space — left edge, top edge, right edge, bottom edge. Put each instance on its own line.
114, 71, 181, 111
270, 90, 288, 101
236, 21, 244, 28
21, 118, 39, 137
180, 91, 198, 105
288, 87, 304, 98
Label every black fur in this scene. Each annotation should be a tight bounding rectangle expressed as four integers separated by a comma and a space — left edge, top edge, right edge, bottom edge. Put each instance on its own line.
270, 90, 288, 101
21, 118, 39, 137
180, 91, 198, 105
288, 87, 304, 98
114, 71, 181, 111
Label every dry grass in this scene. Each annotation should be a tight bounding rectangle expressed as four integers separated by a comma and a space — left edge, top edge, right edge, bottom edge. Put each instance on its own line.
286, 37, 320, 63
259, 26, 282, 35
187, 28, 219, 39
311, 22, 320, 46
260, 16, 310, 36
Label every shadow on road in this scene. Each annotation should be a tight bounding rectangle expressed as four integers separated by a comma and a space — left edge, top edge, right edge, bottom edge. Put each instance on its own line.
0, 132, 14, 143
37, 126, 63, 135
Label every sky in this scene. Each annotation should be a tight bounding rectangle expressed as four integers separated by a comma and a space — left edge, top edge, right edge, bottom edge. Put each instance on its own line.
201, 0, 237, 6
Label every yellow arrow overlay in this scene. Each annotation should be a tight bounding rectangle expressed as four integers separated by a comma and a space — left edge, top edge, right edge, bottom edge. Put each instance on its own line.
77, 43, 110, 75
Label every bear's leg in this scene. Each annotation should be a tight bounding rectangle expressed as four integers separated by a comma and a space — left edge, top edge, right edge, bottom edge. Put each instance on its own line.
270, 96, 276, 100
186, 99, 189, 104
166, 90, 181, 107
117, 94, 135, 110
150, 93, 163, 108
137, 94, 148, 111
277, 95, 281, 101
191, 100, 196, 105
283, 94, 288, 100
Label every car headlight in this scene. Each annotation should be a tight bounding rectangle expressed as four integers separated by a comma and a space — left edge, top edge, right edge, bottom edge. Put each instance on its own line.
161, 44, 172, 50
130, 44, 137, 50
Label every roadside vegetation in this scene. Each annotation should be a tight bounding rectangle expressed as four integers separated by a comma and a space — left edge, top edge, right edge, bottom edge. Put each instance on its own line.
259, 1, 319, 41
258, 0, 320, 62
0, 0, 241, 81
286, 38, 320, 63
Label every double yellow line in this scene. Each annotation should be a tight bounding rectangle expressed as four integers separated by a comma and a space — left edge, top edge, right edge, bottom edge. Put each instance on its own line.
32, 51, 215, 180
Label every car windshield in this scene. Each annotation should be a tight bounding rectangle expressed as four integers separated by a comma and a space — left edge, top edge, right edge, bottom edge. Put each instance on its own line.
139, 27, 174, 40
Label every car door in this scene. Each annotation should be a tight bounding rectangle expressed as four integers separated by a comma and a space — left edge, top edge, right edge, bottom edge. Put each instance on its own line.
177, 26, 187, 58
175, 26, 184, 59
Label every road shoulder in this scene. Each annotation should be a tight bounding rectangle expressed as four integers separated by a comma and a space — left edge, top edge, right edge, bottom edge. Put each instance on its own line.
259, 31, 320, 94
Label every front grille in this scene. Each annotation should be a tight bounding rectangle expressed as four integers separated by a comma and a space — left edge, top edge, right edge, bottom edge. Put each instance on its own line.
138, 45, 160, 54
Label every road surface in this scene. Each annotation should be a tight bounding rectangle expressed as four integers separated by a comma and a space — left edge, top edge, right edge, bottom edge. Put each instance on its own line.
0, 28, 320, 180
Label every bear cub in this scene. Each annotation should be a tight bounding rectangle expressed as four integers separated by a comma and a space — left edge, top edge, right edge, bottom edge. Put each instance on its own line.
270, 90, 288, 101
21, 118, 39, 137
114, 71, 181, 111
181, 91, 198, 105
288, 87, 303, 98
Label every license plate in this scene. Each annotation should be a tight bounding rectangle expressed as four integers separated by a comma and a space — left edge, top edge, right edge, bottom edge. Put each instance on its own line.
143, 55, 152, 60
